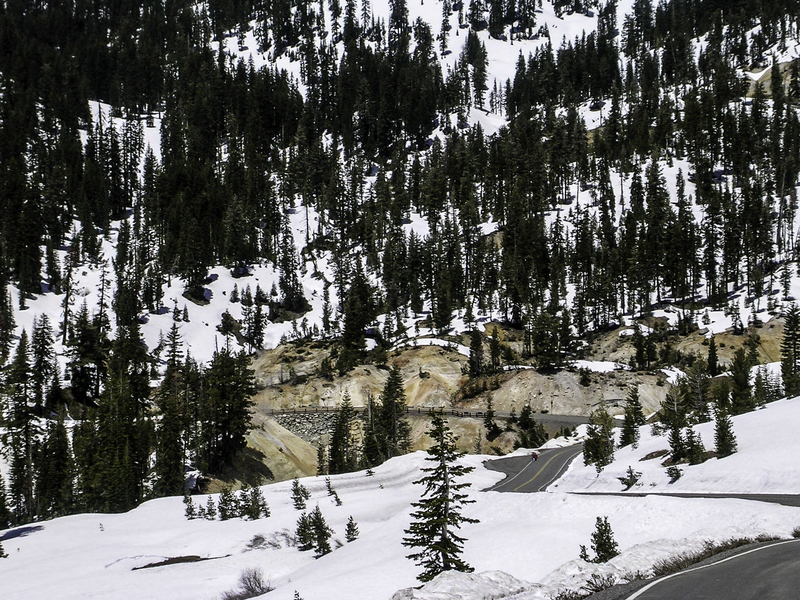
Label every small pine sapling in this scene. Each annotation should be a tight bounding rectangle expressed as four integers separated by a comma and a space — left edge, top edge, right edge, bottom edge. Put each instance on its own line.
345, 515, 360, 542
666, 465, 682, 483
204, 495, 217, 520
617, 466, 641, 491
325, 477, 335, 496
292, 478, 311, 510
184, 493, 196, 519
333, 491, 342, 506
685, 429, 706, 465
0, 539, 6, 558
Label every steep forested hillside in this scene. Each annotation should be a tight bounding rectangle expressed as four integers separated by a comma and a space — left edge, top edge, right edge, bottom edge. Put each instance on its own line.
2, 0, 800, 527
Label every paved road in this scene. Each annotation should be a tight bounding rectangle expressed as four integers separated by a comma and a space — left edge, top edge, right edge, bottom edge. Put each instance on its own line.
485, 444, 584, 493
571, 491, 800, 507
625, 539, 800, 600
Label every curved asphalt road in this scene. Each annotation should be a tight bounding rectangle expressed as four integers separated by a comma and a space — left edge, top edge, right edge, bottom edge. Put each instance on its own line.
625, 538, 800, 600
485, 444, 584, 493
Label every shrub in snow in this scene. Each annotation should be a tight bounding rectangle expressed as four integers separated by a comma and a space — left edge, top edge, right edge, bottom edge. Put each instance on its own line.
221, 567, 272, 600
617, 466, 641, 491
666, 465, 683, 483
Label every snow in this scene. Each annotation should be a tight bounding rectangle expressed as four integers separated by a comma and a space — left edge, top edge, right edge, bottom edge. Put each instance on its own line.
572, 359, 630, 373
5, 397, 800, 600
555, 395, 800, 495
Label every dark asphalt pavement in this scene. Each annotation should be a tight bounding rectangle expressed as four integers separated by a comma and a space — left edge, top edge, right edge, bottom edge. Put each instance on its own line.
625, 538, 800, 600
485, 444, 584, 493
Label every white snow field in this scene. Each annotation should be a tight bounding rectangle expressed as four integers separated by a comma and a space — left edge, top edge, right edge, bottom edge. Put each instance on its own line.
4, 398, 800, 600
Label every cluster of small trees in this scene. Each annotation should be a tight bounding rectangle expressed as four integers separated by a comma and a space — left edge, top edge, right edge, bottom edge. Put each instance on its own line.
184, 485, 270, 521
317, 366, 412, 477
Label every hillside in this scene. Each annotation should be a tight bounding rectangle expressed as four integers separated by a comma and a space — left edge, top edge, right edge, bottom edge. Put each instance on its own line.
3, 396, 800, 600
6, 2, 800, 593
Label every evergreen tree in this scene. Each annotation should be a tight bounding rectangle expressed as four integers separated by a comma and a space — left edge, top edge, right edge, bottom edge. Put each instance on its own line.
619, 400, 640, 448
583, 409, 615, 472
781, 304, 800, 397
685, 428, 706, 465
329, 392, 357, 474
30, 314, 55, 408
707, 335, 720, 377
0, 473, 11, 529
292, 478, 311, 510
468, 329, 484, 377
184, 493, 196, 519
345, 515, 360, 542
714, 407, 738, 457
218, 486, 237, 520
402, 411, 478, 582
6, 331, 37, 523
378, 366, 411, 459
729, 347, 754, 415
583, 516, 619, 563
483, 396, 501, 441
200, 348, 256, 473
296, 512, 315, 551
310, 505, 334, 557
36, 418, 74, 518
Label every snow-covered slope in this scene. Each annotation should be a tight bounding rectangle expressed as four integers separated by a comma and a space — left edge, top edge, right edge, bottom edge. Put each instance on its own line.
555, 395, 800, 495
4, 399, 800, 600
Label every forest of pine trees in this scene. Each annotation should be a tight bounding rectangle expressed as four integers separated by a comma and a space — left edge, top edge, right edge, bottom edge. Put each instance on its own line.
3, 0, 800, 525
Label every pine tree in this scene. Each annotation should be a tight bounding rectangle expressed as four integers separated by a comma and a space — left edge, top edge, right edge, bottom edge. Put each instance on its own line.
36, 418, 74, 518
0, 473, 11, 529
329, 392, 357, 474
729, 347, 754, 414
583, 409, 615, 472
6, 331, 37, 523
714, 407, 737, 457
781, 304, 800, 397
310, 505, 334, 557
468, 329, 484, 377
218, 486, 237, 520
296, 512, 315, 551
292, 478, 311, 510
619, 400, 640, 448
402, 411, 478, 582
204, 495, 217, 520
345, 515, 360, 542
184, 493, 196, 519
379, 366, 411, 459
685, 428, 706, 465
243, 485, 270, 519
707, 335, 720, 377
587, 516, 619, 563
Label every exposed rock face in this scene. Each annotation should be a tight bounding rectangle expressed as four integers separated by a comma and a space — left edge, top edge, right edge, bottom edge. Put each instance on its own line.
251, 344, 466, 410
240, 315, 784, 482
474, 368, 668, 417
